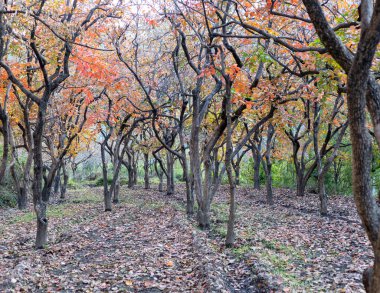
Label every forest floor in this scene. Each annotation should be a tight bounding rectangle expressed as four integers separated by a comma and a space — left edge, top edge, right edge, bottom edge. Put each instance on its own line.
0, 185, 373, 292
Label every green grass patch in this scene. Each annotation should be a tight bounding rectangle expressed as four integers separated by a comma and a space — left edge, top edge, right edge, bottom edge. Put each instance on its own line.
232, 244, 252, 259
70, 189, 103, 204
211, 203, 229, 223
169, 201, 186, 212
9, 204, 75, 224
260, 251, 309, 289
213, 225, 227, 238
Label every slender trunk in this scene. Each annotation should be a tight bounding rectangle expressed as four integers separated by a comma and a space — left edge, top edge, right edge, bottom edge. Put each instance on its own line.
190, 91, 210, 228
126, 159, 133, 188
225, 78, 236, 247
53, 167, 61, 195
112, 157, 120, 204
17, 188, 28, 210
212, 148, 220, 185
265, 170, 273, 205
0, 114, 9, 185
60, 164, 68, 200
35, 200, 48, 249
127, 165, 134, 188
104, 190, 112, 212
144, 153, 150, 189
155, 159, 164, 192
158, 175, 163, 192
179, 130, 193, 215
132, 156, 138, 186
9, 135, 30, 210
263, 158, 274, 205
113, 178, 120, 203
185, 177, 193, 215
333, 159, 342, 195
182, 158, 193, 216
166, 151, 174, 195
253, 150, 261, 189
198, 158, 212, 229
226, 168, 236, 247
10, 103, 33, 210
234, 165, 240, 186
101, 140, 111, 212
263, 124, 275, 205
33, 104, 48, 249
333, 160, 340, 194
318, 174, 328, 216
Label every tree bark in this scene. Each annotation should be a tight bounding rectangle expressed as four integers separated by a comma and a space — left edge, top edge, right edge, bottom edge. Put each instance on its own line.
301, 1, 380, 290
0, 112, 9, 185
225, 78, 236, 247
144, 152, 150, 189
154, 158, 164, 192
60, 164, 68, 200
33, 103, 49, 248
262, 123, 275, 205
53, 167, 61, 195
166, 151, 174, 195
101, 137, 112, 212
253, 149, 261, 189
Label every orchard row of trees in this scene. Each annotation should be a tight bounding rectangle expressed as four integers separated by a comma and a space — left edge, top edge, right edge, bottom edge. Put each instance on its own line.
0, 0, 379, 291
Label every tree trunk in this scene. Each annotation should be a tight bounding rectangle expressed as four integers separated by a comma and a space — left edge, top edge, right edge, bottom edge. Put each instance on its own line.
197, 201, 211, 229
225, 78, 236, 247
53, 168, 61, 195
180, 143, 193, 216
104, 190, 112, 212
112, 158, 120, 204
166, 151, 174, 195
17, 187, 28, 210
113, 178, 120, 203
35, 201, 48, 249
32, 104, 49, 249
262, 123, 275, 205
132, 157, 138, 186
158, 174, 163, 192
101, 139, 111, 212
212, 148, 220, 185
253, 149, 261, 189
10, 116, 33, 210
319, 175, 328, 216
0, 113, 9, 185
144, 153, 150, 189
234, 164, 240, 186
333, 159, 342, 194
154, 159, 164, 192
265, 172, 273, 205
296, 175, 306, 197
263, 158, 274, 205
300, 1, 380, 290
60, 164, 68, 200
127, 165, 134, 188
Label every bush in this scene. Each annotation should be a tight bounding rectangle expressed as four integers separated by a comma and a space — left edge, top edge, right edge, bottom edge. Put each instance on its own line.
175, 172, 184, 182
67, 178, 81, 190
0, 173, 17, 208
95, 177, 113, 186
93, 176, 131, 186
0, 190, 17, 208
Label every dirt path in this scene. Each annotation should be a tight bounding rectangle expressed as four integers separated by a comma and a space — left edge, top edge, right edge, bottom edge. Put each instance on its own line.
208, 187, 373, 292
0, 188, 253, 292
0, 186, 373, 292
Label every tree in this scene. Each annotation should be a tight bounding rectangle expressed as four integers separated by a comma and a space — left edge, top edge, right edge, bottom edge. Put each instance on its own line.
298, 0, 380, 290
0, 0, 119, 248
